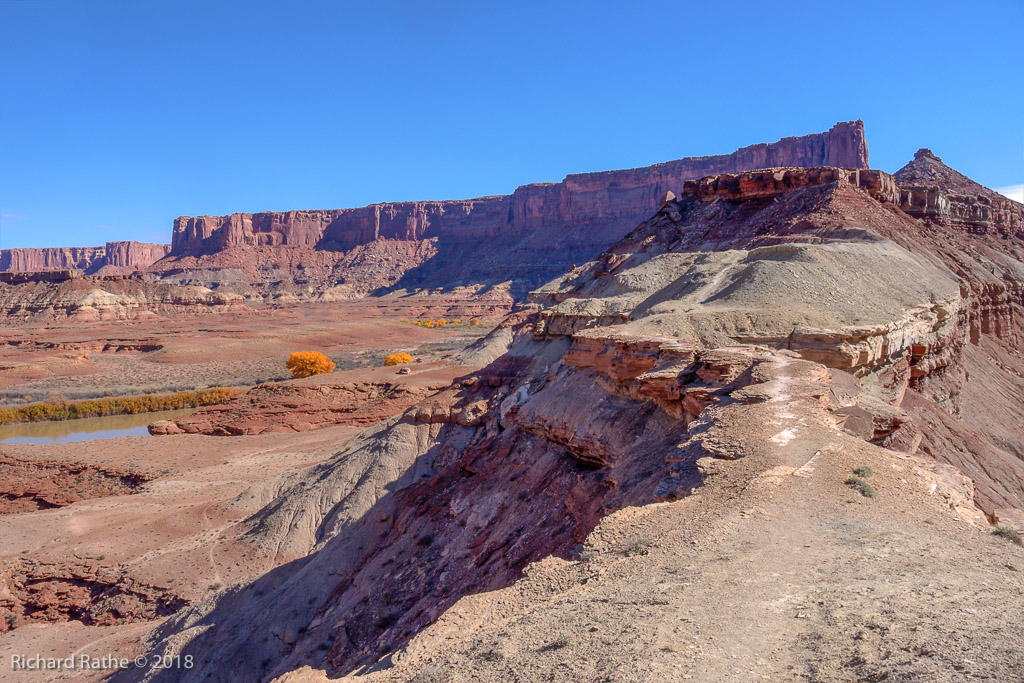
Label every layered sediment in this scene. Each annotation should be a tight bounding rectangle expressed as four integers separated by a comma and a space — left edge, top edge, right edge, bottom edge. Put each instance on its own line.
0, 241, 170, 275
0, 275, 245, 321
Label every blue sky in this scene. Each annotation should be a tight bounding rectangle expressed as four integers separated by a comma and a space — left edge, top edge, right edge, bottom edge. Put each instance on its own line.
1, 0, 1021, 249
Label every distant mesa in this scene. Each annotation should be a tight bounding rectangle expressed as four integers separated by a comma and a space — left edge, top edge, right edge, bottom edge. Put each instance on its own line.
2, 122, 868, 299
0, 241, 169, 276
2, 120, 1021, 313
163, 121, 870, 260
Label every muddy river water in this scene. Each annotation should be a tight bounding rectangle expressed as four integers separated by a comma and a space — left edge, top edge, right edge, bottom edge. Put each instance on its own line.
0, 408, 197, 444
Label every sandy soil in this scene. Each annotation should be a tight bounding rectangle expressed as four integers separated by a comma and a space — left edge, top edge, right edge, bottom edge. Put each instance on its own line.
0, 425, 359, 678
0, 298, 489, 681
0, 299, 495, 405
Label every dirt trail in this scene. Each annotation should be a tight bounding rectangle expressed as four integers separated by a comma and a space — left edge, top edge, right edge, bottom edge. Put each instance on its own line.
306, 371, 1024, 683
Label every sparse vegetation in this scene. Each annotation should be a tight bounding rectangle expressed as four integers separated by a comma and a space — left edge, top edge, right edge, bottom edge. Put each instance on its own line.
385, 352, 414, 366
0, 387, 240, 425
285, 351, 336, 378
845, 476, 875, 498
411, 664, 454, 683
404, 317, 483, 329
992, 526, 1023, 546
624, 537, 653, 556
853, 466, 873, 478
409, 318, 444, 328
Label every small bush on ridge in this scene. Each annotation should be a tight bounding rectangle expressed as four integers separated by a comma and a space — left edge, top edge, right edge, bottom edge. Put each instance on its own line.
845, 476, 875, 498
993, 526, 1023, 546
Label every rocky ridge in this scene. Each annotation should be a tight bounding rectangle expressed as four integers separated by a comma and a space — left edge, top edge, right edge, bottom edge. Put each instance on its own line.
0, 123, 870, 314
149, 367, 459, 437
896, 149, 1023, 237
112, 155, 1024, 682
0, 275, 246, 321
0, 453, 155, 514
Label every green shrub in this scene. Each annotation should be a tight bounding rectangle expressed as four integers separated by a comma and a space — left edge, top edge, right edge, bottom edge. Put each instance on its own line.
992, 526, 1023, 546
853, 466, 873, 478
845, 476, 875, 498
551, 635, 571, 649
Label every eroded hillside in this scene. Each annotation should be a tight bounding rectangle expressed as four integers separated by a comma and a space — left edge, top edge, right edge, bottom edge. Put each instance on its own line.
110, 160, 1024, 682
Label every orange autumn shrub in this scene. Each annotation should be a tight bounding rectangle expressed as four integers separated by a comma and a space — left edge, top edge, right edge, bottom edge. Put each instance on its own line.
384, 352, 414, 366
286, 351, 336, 379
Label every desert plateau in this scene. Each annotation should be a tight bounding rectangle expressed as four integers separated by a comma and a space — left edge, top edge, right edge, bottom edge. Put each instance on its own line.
1, 2, 1022, 681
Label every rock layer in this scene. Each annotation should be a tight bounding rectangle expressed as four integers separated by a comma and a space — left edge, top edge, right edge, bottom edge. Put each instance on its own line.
0, 559, 188, 632
0, 246, 105, 273
150, 377, 452, 436
0, 275, 246, 321
0, 454, 154, 514
3, 123, 870, 307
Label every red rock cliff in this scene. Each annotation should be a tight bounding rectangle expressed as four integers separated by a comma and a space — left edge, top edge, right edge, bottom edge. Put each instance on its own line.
0, 246, 105, 273
98, 241, 172, 274
0, 242, 170, 275
170, 121, 869, 256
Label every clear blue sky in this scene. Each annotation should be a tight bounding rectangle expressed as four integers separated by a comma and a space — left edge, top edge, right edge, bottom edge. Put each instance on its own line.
1, 0, 1021, 249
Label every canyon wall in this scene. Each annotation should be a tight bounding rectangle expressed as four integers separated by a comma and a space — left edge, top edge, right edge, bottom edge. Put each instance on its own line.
0, 246, 106, 273
168, 121, 870, 257
98, 241, 172, 274
3, 122, 871, 300
0, 241, 170, 274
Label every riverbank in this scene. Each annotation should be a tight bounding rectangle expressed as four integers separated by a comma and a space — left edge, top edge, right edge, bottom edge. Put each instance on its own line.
0, 388, 241, 425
